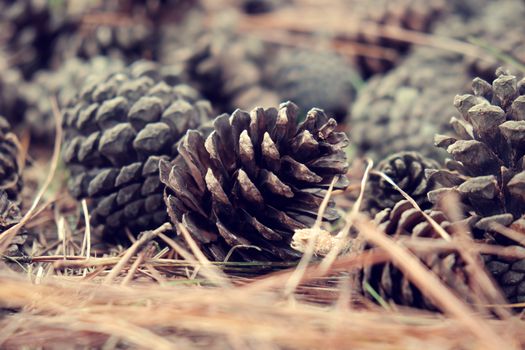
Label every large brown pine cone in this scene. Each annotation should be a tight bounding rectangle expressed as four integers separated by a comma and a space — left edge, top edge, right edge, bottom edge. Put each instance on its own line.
428, 69, 525, 302
160, 102, 349, 262
0, 117, 22, 200
266, 49, 360, 122
361, 200, 474, 310
21, 56, 125, 143
62, 60, 212, 240
363, 151, 439, 216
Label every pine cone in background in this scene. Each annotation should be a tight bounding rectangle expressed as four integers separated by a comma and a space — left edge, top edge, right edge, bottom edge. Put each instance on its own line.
0, 0, 69, 78
363, 152, 439, 216
241, 0, 290, 14
465, 0, 525, 80
160, 102, 349, 262
350, 40, 471, 161
50, 2, 156, 66
21, 56, 125, 143
428, 69, 525, 303
0, 51, 24, 126
62, 60, 213, 240
360, 200, 473, 310
0, 117, 22, 200
160, 23, 279, 114
0, 191, 27, 257
344, 0, 449, 76
266, 49, 360, 122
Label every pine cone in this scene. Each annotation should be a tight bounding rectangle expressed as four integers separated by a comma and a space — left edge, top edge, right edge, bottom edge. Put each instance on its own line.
0, 51, 24, 126
21, 56, 125, 143
426, 69, 525, 303
161, 26, 279, 113
428, 69, 525, 239
50, 2, 156, 66
62, 60, 213, 240
361, 200, 473, 310
0, 0, 68, 78
363, 151, 439, 216
267, 49, 360, 122
345, 0, 449, 75
0, 116, 22, 200
464, 0, 525, 79
160, 102, 349, 262
0, 191, 27, 257
350, 40, 471, 160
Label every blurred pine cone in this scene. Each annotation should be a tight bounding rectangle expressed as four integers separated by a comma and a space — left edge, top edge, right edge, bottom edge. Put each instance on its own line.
160, 102, 349, 262
0, 0, 68, 78
0, 116, 22, 200
50, 2, 157, 66
21, 56, 125, 143
161, 26, 279, 113
62, 60, 213, 240
465, 0, 525, 79
267, 49, 360, 121
350, 41, 471, 160
345, 0, 449, 75
428, 69, 525, 303
0, 51, 24, 126
363, 151, 439, 216
0, 191, 27, 257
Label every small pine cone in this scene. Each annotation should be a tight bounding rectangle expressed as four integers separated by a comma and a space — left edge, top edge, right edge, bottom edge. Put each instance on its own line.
160, 102, 349, 262
0, 0, 68, 78
21, 57, 125, 142
361, 200, 473, 310
0, 191, 27, 257
267, 49, 360, 122
161, 27, 279, 113
350, 41, 471, 160
0, 117, 22, 200
363, 151, 439, 216
62, 60, 213, 239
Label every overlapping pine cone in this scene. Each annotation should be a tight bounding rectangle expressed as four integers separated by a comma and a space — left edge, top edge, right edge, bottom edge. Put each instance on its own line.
21, 56, 125, 143
0, 117, 22, 200
160, 25, 279, 113
464, 0, 525, 79
0, 51, 24, 126
0, 0, 69, 78
62, 60, 213, 239
0, 191, 27, 257
363, 151, 439, 216
350, 38, 471, 161
266, 49, 360, 122
360, 200, 474, 310
427, 68, 525, 303
160, 102, 349, 262
50, 2, 156, 65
